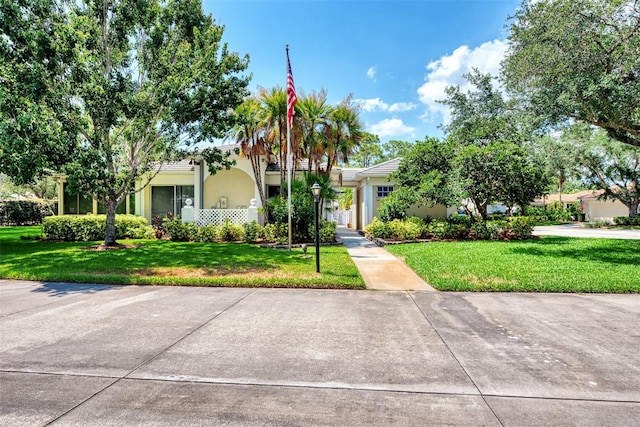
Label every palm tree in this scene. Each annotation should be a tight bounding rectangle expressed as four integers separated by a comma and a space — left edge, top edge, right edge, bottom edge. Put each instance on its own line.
260, 86, 289, 196
324, 95, 363, 176
228, 96, 269, 208
297, 89, 332, 175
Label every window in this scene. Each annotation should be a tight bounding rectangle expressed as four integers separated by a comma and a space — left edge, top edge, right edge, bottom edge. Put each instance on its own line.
376, 186, 394, 199
151, 185, 194, 218
63, 183, 94, 214
97, 194, 133, 215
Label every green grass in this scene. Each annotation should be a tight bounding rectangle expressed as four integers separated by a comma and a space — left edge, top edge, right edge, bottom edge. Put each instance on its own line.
0, 226, 365, 289
386, 236, 640, 293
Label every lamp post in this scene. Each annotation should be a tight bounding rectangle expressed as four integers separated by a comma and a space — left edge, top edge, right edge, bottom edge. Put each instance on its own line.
311, 182, 321, 273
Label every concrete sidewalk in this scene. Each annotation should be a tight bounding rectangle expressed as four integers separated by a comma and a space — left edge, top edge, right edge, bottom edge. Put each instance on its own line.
336, 227, 434, 291
1, 280, 639, 426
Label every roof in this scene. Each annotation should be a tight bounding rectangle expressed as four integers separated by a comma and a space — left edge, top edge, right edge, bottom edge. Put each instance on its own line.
533, 189, 604, 204
356, 158, 402, 178
154, 159, 194, 172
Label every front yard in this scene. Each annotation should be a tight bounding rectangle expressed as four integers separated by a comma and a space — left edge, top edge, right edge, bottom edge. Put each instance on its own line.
0, 226, 365, 289
386, 237, 640, 293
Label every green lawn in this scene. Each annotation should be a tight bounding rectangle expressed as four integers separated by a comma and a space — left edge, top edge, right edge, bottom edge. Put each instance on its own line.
386, 236, 640, 293
0, 226, 365, 289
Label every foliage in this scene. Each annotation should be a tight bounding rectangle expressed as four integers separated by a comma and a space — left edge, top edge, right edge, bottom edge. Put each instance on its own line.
337, 188, 353, 210
391, 137, 453, 208
382, 139, 414, 160
263, 223, 288, 245
0, 0, 250, 246
310, 219, 337, 243
242, 221, 263, 243
265, 172, 336, 242
386, 237, 640, 293
614, 216, 640, 226
0, 200, 53, 225
566, 125, 640, 217
365, 215, 534, 241
163, 217, 196, 242
218, 219, 244, 242
1, 226, 365, 289
42, 215, 152, 241
377, 191, 411, 222
503, 0, 640, 148
350, 132, 383, 167
441, 71, 549, 220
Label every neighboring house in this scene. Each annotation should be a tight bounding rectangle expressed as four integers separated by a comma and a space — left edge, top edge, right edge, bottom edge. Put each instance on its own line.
532, 189, 635, 222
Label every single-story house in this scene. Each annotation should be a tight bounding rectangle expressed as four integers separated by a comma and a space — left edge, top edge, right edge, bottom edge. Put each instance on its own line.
532, 189, 636, 222
54, 146, 453, 230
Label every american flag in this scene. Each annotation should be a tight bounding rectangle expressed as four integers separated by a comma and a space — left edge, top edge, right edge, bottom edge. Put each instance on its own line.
286, 47, 297, 128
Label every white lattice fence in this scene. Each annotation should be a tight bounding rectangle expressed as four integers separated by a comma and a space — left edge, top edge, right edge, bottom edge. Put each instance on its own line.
195, 209, 248, 226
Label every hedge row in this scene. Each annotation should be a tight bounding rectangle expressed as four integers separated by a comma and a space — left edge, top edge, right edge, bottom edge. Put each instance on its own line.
613, 216, 640, 225
0, 200, 54, 225
43, 215, 154, 241
364, 216, 535, 241
163, 217, 337, 244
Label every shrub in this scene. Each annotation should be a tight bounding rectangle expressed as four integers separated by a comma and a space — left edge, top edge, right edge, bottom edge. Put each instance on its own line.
378, 193, 408, 222
219, 219, 244, 242
614, 216, 640, 226
242, 221, 263, 243
311, 220, 336, 243
193, 224, 218, 242
43, 215, 152, 241
164, 216, 195, 242
364, 217, 392, 239
388, 219, 423, 240
506, 216, 534, 239
425, 219, 469, 240
263, 223, 288, 244
0, 200, 53, 225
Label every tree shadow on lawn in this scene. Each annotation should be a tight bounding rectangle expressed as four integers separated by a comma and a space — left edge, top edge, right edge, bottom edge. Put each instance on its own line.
507, 237, 640, 267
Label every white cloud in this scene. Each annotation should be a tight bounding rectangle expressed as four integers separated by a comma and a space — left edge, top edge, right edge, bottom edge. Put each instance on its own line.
417, 39, 508, 124
357, 97, 389, 112
388, 102, 417, 113
367, 66, 377, 81
369, 118, 415, 138
355, 99, 417, 114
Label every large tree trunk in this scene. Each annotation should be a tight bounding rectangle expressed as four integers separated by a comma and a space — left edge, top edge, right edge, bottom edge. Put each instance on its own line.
103, 200, 118, 247
629, 199, 639, 218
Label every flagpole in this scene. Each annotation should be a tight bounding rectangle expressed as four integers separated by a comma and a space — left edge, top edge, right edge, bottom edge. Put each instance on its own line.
286, 45, 293, 251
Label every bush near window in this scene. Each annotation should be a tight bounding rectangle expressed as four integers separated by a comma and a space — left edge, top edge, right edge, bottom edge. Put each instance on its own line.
0, 200, 54, 225
364, 216, 535, 241
43, 215, 153, 241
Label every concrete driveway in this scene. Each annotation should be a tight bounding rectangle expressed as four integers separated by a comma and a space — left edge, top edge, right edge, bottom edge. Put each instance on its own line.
1, 280, 639, 426
533, 223, 640, 240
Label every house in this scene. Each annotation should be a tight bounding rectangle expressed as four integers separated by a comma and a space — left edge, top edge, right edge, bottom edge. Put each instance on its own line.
532, 189, 636, 222
55, 147, 453, 229
337, 158, 453, 229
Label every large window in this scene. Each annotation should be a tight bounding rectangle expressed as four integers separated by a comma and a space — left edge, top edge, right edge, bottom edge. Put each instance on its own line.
376, 186, 394, 199
97, 194, 134, 215
151, 185, 194, 218
63, 184, 93, 214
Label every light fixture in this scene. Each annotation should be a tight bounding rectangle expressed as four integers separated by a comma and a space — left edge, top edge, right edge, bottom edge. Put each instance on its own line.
311, 182, 321, 273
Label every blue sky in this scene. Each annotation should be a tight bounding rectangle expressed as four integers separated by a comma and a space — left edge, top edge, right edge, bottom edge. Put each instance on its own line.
202, 0, 520, 143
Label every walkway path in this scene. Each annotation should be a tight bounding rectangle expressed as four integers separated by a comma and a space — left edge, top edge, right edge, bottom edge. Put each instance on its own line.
336, 227, 434, 291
